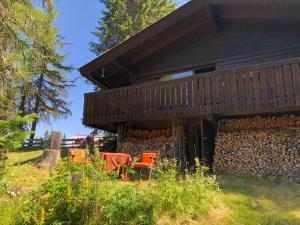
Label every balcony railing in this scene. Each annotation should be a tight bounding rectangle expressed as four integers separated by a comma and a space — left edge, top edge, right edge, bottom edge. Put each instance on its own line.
83, 58, 300, 127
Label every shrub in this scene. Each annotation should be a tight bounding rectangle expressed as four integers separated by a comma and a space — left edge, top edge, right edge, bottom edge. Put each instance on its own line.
15, 159, 110, 225
150, 159, 219, 221
0, 113, 37, 192
98, 185, 155, 225
15, 158, 220, 225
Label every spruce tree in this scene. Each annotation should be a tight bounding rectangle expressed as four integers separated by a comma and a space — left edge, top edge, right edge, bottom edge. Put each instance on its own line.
90, 0, 176, 55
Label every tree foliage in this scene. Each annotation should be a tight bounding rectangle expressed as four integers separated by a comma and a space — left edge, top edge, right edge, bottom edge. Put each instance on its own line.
0, 0, 73, 138
90, 0, 176, 55
0, 113, 37, 150
0, 112, 36, 178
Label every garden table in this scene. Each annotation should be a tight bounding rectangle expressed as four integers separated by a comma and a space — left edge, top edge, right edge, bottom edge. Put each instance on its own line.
99, 152, 132, 172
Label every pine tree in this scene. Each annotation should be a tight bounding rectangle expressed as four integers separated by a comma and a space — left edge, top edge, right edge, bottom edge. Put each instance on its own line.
27, 56, 74, 139
0, 112, 36, 174
44, 130, 50, 141
90, 0, 176, 55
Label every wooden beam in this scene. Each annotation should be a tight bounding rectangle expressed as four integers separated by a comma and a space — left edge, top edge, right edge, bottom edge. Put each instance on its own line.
113, 60, 133, 75
88, 75, 110, 90
112, 73, 132, 88
130, 4, 219, 64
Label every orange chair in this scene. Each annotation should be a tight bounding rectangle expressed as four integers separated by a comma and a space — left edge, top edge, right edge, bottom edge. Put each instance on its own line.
69, 149, 87, 163
134, 151, 158, 168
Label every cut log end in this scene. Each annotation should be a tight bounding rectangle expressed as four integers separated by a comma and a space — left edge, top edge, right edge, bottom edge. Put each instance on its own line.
37, 149, 61, 169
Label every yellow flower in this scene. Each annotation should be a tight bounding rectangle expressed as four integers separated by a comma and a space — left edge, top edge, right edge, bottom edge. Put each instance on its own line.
40, 207, 45, 224
41, 192, 51, 205
45, 192, 51, 203
67, 186, 72, 200
138, 178, 143, 186
117, 166, 120, 175
84, 177, 90, 189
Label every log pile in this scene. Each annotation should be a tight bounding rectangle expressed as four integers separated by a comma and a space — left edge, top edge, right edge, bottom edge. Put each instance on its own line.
214, 116, 300, 182
220, 115, 300, 131
118, 128, 175, 159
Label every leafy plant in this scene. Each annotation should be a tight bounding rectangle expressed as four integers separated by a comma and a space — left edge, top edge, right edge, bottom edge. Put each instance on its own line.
16, 158, 220, 225
0, 113, 37, 150
99, 186, 155, 225
0, 112, 36, 194
150, 158, 219, 221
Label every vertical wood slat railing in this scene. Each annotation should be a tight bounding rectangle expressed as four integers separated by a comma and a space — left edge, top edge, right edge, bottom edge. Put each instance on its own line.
84, 58, 300, 126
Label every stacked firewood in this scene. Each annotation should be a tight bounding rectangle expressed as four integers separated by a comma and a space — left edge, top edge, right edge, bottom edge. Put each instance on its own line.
127, 128, 172, 139
214, 116, 300, 182
119, 128, 175, 159
220, 115, 300, 131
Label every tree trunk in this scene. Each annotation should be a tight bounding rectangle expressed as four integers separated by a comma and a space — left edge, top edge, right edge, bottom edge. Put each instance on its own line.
18, 86, 27, 130
30, 74, 44, 140
19, 95, 26, 115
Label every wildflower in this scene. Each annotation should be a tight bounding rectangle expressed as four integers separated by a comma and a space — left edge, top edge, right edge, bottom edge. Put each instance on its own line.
41, 192, 51, 205
40, 207, 45, 224
138, 178, 143, 186
117, 166, 120, 176
84, 177, 90, 189
67, 186, 72, 200
45, 192, 51, 203
71, 175, 77, 183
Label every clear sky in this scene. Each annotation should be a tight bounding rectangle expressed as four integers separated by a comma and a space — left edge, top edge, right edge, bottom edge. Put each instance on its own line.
35, 0, 187, 138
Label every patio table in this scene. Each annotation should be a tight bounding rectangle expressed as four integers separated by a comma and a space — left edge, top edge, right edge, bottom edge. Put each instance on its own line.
99, 152, 132, 172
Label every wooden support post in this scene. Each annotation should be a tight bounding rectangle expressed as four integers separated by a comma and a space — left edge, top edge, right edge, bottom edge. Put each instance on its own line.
117, 123, 128, 152
200, 118, 204, 165
172, 119, 187, 172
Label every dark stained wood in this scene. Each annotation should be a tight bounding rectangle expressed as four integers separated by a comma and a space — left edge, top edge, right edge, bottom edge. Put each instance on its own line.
135, 23, 300, 80
80, 0, 213, 84
80, 0, 300, 89
83, 58, 300, 127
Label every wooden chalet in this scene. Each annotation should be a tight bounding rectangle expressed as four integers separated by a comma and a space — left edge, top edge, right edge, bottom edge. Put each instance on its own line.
80, 0, 300, 169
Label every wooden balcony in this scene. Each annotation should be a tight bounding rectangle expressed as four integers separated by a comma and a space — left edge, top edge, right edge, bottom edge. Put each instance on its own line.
83, 58, 300, 127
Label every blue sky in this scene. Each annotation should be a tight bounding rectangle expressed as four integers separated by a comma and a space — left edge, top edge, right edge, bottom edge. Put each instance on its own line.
35, 0, 187, 138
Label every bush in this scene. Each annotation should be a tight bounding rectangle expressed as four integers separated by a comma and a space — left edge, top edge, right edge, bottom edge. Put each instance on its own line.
99, 185, 154, 225
0, 113, 37, 194
150, 159, 219, 221
15, 158, 220, 225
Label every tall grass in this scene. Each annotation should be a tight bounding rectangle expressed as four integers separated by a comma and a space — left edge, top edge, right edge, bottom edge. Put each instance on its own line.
15, 158, 220, 225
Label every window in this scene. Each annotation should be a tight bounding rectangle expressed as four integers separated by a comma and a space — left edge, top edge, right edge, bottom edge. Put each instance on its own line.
194, 65, 216, 74
159, 65, 216, 81
159, 70, 193, 81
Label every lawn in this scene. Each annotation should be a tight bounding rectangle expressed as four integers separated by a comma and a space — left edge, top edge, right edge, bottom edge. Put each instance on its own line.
0, 150, 299, 225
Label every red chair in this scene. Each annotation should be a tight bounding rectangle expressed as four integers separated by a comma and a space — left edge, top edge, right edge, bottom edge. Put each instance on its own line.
134, 151, 158, 168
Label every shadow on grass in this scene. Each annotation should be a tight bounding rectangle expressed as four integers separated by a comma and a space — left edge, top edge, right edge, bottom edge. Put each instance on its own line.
12, 155, 43, 166
11, 149, 68, 167
15, 147, 43, 152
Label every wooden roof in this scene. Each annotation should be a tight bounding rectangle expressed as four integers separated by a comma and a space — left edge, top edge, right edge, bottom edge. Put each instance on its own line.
79, 0, 300, 89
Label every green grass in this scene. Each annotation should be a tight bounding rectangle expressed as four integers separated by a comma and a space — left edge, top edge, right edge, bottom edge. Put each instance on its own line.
0, 150, 48, 225
216, 175, 300, 225
1, 150, 300, 225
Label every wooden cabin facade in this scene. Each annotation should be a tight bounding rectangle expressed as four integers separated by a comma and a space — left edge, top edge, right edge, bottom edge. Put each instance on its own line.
80, 0, 300, 175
